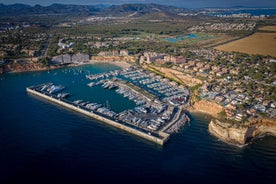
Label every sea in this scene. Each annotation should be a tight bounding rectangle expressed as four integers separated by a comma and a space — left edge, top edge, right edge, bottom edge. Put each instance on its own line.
209, 8, 276, 17
0, 63, 275, 184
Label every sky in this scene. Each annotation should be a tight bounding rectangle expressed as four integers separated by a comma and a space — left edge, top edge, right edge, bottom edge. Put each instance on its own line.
1, 0, 276, 8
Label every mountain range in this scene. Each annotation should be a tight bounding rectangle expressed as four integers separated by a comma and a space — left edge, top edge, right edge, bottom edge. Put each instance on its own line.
0, 3, 189, 17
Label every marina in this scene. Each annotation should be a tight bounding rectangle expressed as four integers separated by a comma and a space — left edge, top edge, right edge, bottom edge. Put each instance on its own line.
27, 84, 171, 145
26, 67, 191, 145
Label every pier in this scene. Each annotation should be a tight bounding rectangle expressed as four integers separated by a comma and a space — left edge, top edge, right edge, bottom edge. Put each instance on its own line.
26, 85, 170, 145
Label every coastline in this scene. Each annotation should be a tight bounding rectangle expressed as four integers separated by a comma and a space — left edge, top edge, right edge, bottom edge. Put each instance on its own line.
0, 60, 132, 75
208, 118, 276, 147
188, 100, 276, 147
88, 60, 132, 69
190, 100, 223, 118
2, 59, 276, 147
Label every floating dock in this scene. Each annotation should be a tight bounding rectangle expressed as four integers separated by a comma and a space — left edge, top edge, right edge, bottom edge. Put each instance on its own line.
26, 85, 170, 145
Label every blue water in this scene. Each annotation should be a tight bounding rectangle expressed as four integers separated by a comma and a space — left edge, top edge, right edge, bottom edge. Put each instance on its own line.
0, 64, 276, 183
164, 34, 213, 43
227, 9, 276, 16
210, 8, 276, 16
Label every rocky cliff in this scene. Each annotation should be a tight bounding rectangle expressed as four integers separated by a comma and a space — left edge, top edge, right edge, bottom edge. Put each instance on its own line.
0, 62, 63, 74
2, 62, 47, 73
209, 120, 248, 145
192, 100, 223, 118
249, 119, 276, 140
209, 119, 276, 146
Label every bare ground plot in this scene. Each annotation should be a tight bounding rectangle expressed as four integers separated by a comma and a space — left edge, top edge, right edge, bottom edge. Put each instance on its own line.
258, 26, 276, 32
201, 34, 241, 48
215, 32, 276, 57
149, 65, 202, 87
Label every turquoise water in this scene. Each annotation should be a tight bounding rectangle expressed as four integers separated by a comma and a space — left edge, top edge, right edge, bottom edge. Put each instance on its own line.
0, 64, 276, 183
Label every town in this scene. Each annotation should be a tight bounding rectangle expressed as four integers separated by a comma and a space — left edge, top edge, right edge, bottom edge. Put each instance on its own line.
1, 3, 275, 126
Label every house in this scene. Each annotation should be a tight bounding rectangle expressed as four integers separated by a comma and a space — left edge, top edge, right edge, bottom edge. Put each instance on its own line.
193, 67, 199, 72
98, 50, 119, 56
120, 50, 129, 56
141, 52, 166, 63
247, 108, 257, 116
199, 68, 209, 73
215, 95, 225, 103
254, 104, 266, 113
155, 58, 166, 65
262, 100, 271, 106
235, 113, 244, 121
225, 108, 235, 118
170, 56, 186, 64
58, 42, 74, 49
226, 104, 237, 111
95, 42, 107, 48
204, 63, 211, 69
189, 60, 197, 66
196, 62, 205, 68
230, 69, 239, 75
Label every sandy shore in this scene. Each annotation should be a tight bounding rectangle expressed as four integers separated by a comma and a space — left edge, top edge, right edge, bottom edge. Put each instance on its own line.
88, 60, 132, 69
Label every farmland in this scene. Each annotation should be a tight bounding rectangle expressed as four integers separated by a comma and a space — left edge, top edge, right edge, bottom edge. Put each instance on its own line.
215, 26, 276, 57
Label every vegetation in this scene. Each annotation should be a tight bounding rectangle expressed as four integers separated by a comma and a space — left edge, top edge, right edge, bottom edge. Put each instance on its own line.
39, 57, 50, 66
190, 84, 202, 104
218, 110, 227, 121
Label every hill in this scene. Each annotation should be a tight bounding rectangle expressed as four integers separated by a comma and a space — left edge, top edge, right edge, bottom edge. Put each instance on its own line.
0, 3, 189, 18
102, 3, 188, 17
0, 3, 103, 16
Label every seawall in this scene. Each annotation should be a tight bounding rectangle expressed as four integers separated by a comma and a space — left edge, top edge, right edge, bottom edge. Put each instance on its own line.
26, 87, 170, 145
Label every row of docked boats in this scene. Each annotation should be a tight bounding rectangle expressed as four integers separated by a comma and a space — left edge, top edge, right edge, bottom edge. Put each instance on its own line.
115, 87, 146, 105
86, 70, 120, 81
87, 80, 105, 87
73, 100, 117, 118
40, 83, 65, 94
57, 92, 70, 98
102, 81, 118, 90
39, 83, 70, 99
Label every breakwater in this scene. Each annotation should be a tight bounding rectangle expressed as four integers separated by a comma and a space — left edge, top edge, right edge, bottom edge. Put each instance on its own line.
26, 86, 170, 145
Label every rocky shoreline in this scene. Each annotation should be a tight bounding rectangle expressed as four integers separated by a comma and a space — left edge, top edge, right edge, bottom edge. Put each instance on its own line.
0, 62, 66, 74
189, 100, 276, 147
208, 119, 276, 146
0, 60, 131, 74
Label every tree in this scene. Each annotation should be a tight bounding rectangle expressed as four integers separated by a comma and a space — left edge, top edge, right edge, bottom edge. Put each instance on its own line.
218, 110, 227, 121
39, 57, 50, 66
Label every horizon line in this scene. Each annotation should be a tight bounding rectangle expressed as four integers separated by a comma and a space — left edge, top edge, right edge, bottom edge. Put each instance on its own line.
1, 2, 276, 9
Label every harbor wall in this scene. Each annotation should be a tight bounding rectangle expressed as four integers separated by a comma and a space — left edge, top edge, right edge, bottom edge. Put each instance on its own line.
26, 87, 169, 145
